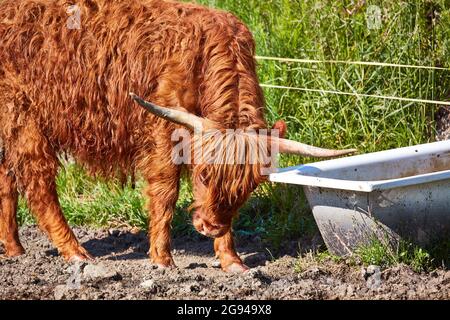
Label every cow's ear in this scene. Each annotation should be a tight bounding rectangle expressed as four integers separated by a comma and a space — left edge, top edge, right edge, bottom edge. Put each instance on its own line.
271, 120, 287, 138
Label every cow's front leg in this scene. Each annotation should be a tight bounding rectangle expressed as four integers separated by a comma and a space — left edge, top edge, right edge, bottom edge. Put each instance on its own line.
144, 163, 180, 268
214, 231, 248, 273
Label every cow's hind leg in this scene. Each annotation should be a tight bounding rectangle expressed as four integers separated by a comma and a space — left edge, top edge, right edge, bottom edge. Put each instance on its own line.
10, 121, 91, 261
214, 231, 248, 273
0, 162, 24, 257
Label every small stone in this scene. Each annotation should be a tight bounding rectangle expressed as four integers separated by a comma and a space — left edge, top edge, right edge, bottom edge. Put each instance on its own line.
246, 268, 263, 279
367, 265, 381, 275
54, 285, 67, 300
211, 261, 221, 268
337, 284, 347, 297
140, 279, 158, 294
195, 275, 205, 282
190, 283, 201, 292
365, 265, 382, 289
362, 265, 381, 279
407, 289, 416, 299
347, 285, 354, 296
83, 263, 122, 281
113, 282, 123, 290
185, 262, 208, 269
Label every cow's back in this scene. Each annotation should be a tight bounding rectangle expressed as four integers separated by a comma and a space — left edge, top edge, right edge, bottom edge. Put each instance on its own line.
0, 0, 210, 173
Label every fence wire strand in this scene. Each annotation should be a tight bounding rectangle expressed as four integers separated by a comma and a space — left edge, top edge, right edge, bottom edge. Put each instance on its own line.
257, 55, 449, 105
259, 84, 449, 106
255, 55, 450, 71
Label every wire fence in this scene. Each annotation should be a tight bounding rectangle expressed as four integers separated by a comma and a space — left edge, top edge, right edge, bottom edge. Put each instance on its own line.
256, 56, 449, 106
256, 56, 450, 71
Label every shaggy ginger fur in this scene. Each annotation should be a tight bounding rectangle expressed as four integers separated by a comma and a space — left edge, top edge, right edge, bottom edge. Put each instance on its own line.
0, 0, 274, 271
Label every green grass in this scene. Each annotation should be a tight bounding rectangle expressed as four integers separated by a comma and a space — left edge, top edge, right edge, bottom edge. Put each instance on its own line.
355, 239, 434, 272
295, 238, 446, 273
16, 1, 450, 261
202, 0, 450, 158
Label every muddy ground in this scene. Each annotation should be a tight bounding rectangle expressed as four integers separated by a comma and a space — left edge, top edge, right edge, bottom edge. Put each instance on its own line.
0, 226, 448, 300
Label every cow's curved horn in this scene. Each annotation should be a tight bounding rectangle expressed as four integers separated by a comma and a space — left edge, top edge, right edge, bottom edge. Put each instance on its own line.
130, 93, 214, 131
273, 136, 357, 157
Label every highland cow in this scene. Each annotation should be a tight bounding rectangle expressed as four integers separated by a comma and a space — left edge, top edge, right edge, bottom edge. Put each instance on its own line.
0, 0, 354, 272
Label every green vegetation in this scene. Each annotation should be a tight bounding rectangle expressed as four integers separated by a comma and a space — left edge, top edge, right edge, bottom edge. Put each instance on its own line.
355, 239, 434, 272
295, 238, 447, 273
16, 1, 450, 266
204, 0, 450, 157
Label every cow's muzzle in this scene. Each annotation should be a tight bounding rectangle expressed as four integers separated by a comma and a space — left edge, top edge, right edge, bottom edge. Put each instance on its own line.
192, 212, 229, 238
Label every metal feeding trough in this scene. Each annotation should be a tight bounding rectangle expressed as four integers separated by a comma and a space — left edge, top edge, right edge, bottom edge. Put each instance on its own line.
270, 141, 450, 256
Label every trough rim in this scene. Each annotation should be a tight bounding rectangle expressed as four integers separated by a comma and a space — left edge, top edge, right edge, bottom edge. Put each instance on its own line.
270, 140, 450, 193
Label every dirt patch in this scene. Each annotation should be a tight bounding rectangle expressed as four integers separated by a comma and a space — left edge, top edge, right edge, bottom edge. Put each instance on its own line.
0, 226, 448, 300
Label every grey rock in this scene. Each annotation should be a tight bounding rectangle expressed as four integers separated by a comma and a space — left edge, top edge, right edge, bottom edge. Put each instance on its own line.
83, 263, 122, 281
246, 268, 263, 280
337, 284, 347, 297
186, 262, 208, 269
367, 265, 381, 275
364, 265, 382, 289
140, 279, 158, 294
362, 265, 380, 278
54, 285, 67, 300
346, 285, 355, 296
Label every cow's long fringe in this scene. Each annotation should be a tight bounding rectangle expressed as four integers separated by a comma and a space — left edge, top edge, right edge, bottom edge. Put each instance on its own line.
190, 129, 273, 222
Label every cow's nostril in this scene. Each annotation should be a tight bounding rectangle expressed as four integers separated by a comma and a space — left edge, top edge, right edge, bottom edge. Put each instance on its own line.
209, 223, 219, 230
192, 215, 229, 238
203, 220, 220, 232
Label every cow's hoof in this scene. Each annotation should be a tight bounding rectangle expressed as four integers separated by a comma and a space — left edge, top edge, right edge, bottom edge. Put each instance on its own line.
154, 263, 176, 270
6, 246, 26, 257
223, 262, 249, 273
151, 256, 176, 269
66, 246, 94, 262
1, 244, 25, 258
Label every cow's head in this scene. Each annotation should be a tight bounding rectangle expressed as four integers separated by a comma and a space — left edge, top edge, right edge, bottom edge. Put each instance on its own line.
130, 93, 356, 238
